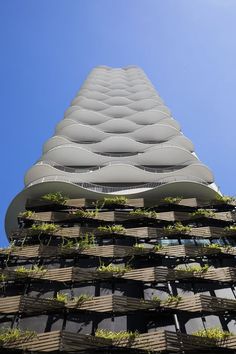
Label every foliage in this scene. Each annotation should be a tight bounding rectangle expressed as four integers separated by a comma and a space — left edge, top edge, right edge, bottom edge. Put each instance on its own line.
74, 209, 98, 218
191, 209, 215, 217
76, 233, 95, 250
41, 192, 68, 204
164, 295, 182, 305
153, 244, 163, 252
0, 274, 7, 282
103, 196, 128, 206
178, 264, 209, 274
19, 210, 35, 219
129, 209, 157, 218
97, 225, 126, 234
162, 196, 183, 204
61, 240, 74, 250
164, 222, 191, 234
73, 294, 93, 305
30, 223, 59, 234
207, 243, 222, 250
61, 233, 95, 251
98, 263, 132, 274
193, 327, 232, 340
225, 225, 236, 232
133, 243, 145, 250
215, 195, 236, 204
95, 329, 139, 341
15, 265, 46, 275
151, 295, 161, 303
54, 292, 69, 303
0, 327, 36, 344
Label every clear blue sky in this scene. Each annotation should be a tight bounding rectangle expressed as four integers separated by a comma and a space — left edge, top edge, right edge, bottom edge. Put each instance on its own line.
1, 0, 236, 246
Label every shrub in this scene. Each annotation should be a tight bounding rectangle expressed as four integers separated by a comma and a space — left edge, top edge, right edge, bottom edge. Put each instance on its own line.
0, 328, 36, 344
76, 233, 95, 250
97, 225, 126, 234
162, 197, 183, 204
129, 209, 157, 218
207, 243, 222, 250
178, 265, 209, 274
41, 192, 68, 204
15, 265, 46, 275
153, 244, 163, 252
191, 209, 215, 218
95, 329, 139, 341
225, 225, 236, 233
74, 209, 98, 218
73, 294, 93, 305
164, 295, 182, 305
215, 195, 236, 204
98, 263, 132, 274
61, 240, 74, 250
164, 222, 191, 234
193, 327, 232, 340
54, 292, 69, 303
30, 223, 59, 234
103, 196, 127, 206
133, 243, 145, 250
19, 210, 35, 219
0, 274, 7, 282
151, 295, 161, 303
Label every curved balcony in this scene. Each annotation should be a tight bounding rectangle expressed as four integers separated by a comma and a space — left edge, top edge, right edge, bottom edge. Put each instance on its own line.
39, 144, 198, 167
55, 121, 180, 146
64, 104, 171, 118
43, 132, 193, 154
72, 97, 163, 112
77, 88, 158, 101
24, 160, 214, 186
61, 109, 175, 127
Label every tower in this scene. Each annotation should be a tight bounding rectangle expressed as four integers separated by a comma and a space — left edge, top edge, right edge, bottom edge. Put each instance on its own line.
2, 66, 236, 353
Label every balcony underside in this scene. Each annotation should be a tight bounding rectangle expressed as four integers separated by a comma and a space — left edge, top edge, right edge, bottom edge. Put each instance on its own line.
5, 179, 220, 239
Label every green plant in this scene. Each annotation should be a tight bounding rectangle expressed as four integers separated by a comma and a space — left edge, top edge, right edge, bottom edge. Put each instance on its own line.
15, 265, 46, 275
162, 196, 183, 204
133, 243, 145, 250
74, 209, 98, 218
54, 292, 69, 303
103, 196, 128, 206
153, 244, 163, 252
0, 274, 7, 282
30, 223, 59, 234
129, 209, 157, 218
215, 195, 236, 204
178, 264, 209, 274
95, 329, 139, 341
76, 232, 95, 250
151, 295, 161, 303
61, 239, 75, 250
98, 263, 132, 274
19, 210, 35, 219
41, 192, 68, 204
73, 294, 93, 305
207, 243, 222, 250
225, 225, 236, 232
0, 328, 36, 344
164, 222, 191, 234
97, 225, 126, 234
191, 209, 215, 218
193, 327, 232, 340
164, 295, 182, 305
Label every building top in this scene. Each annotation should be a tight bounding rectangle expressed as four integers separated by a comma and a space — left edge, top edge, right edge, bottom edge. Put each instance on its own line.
5, 66, 220, 238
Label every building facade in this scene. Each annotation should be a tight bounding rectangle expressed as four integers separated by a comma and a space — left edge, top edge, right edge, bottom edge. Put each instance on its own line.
2, 67, 236, 353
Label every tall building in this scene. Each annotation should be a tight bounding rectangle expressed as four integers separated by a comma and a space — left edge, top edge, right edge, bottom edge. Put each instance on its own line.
2, 66, 236, 353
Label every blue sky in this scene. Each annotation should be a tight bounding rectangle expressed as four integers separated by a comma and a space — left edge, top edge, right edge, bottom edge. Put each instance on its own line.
0, 0, 236, 246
